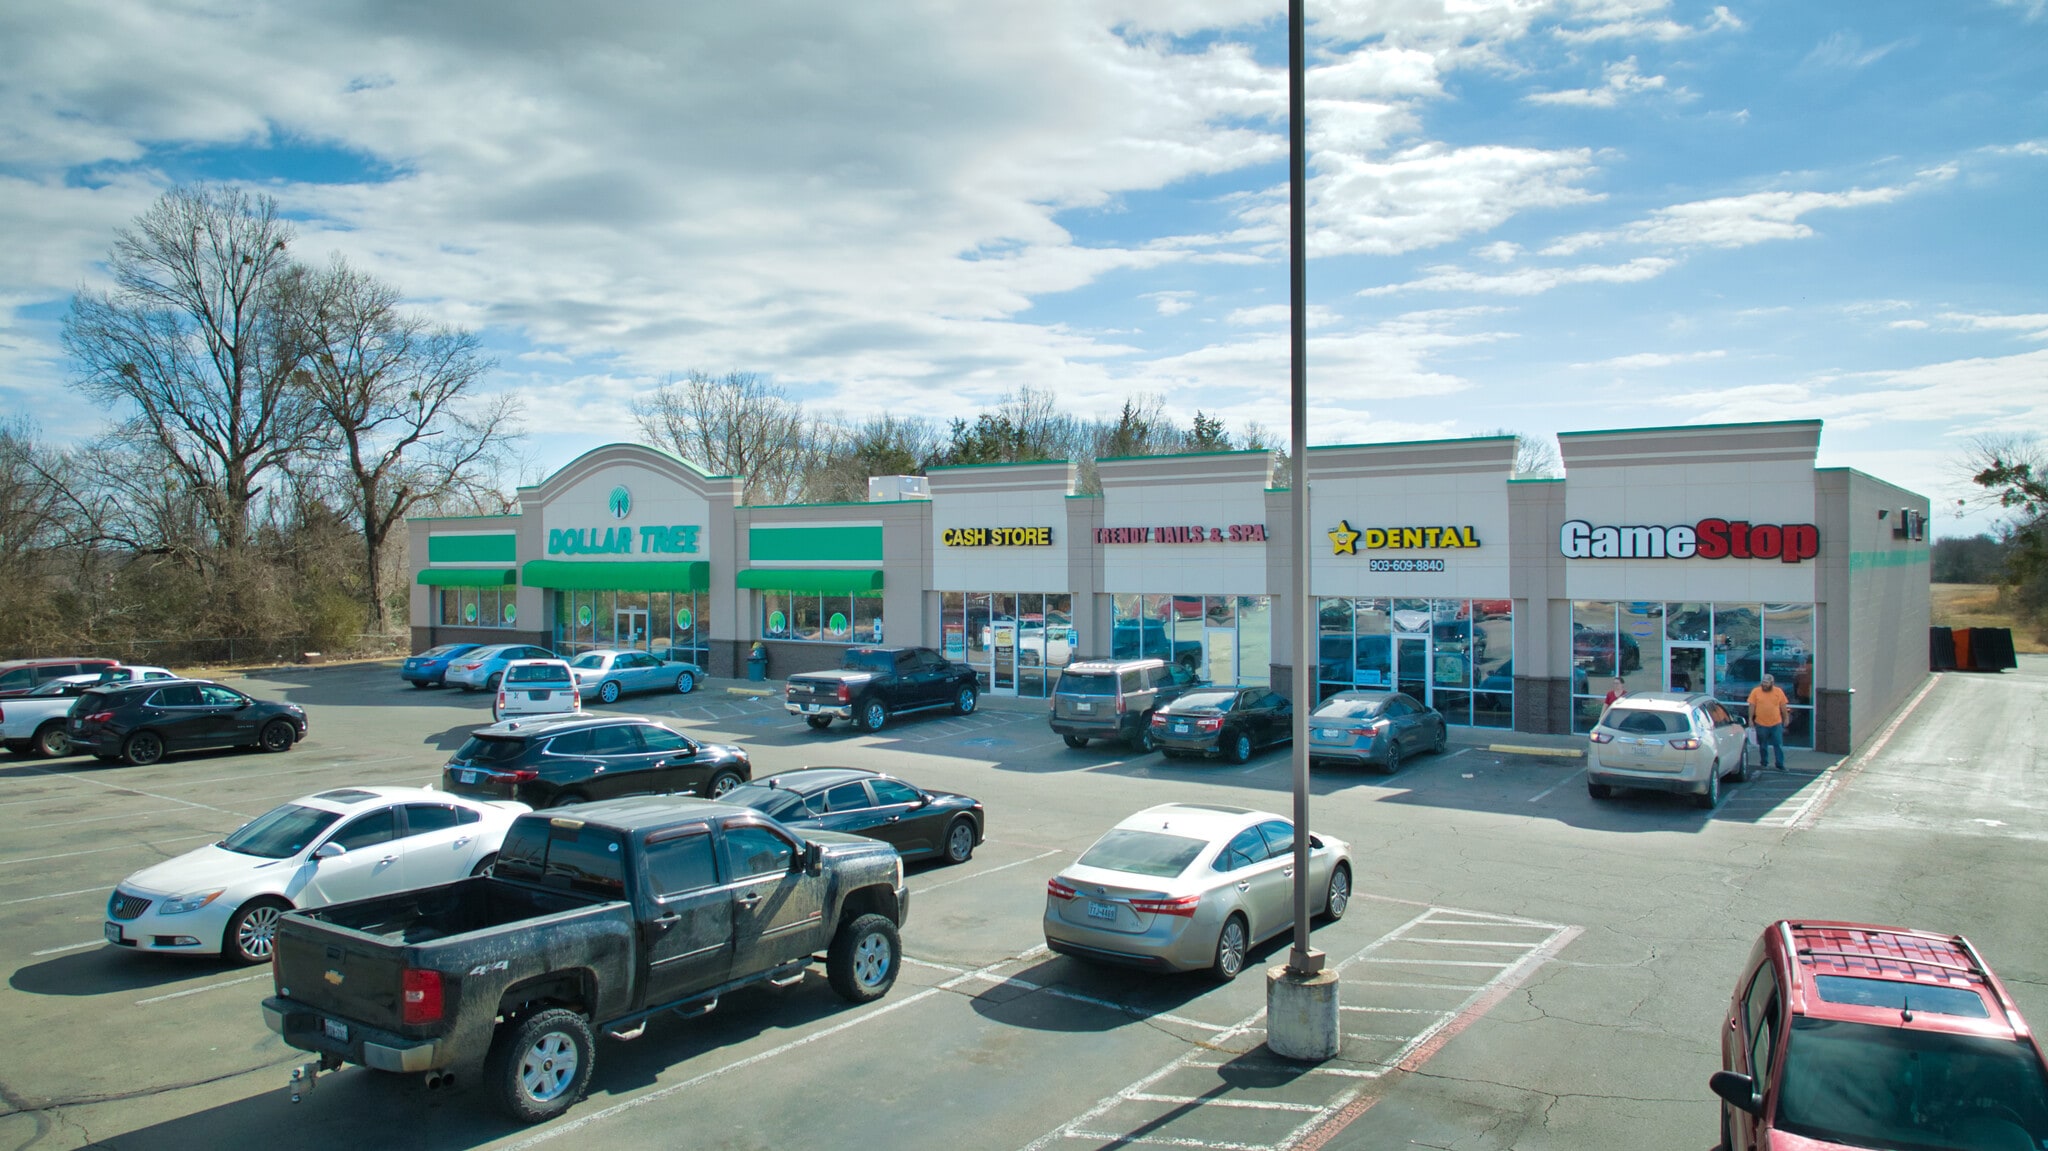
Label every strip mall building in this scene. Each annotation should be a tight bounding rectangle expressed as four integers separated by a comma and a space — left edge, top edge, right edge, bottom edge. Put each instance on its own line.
408, 420, 1930, 754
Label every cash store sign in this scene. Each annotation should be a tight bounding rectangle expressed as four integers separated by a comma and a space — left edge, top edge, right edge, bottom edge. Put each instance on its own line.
942, 526, 1053, 547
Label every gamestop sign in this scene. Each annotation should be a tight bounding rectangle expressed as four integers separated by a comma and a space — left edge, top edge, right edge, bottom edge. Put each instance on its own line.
1560, 518, 1820, 564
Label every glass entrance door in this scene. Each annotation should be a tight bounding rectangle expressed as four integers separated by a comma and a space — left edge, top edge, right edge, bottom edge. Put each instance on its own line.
1204, 628, 1237, 685
1395, 635, 1430, 702
1668, 642, 1709, 695
615, 608, 648, 651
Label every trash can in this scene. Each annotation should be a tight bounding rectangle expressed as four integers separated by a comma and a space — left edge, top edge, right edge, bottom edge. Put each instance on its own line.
747, 644, 768, 682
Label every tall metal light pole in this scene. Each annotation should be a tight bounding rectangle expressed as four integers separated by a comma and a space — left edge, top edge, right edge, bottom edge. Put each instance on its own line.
1284, 0, 1321, 981
1266, 0, 1340, 1062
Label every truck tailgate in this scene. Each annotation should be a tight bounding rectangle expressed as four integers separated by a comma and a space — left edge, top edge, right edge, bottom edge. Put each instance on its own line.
786, 678, 848, 706
272, 915, 410, 1027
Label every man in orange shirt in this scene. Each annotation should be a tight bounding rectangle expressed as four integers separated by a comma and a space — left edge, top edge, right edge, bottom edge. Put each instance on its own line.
1747, 673, 1791, 770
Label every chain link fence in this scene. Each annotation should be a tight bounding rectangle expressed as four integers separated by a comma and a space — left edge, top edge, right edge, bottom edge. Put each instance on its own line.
9, 634, 410, 669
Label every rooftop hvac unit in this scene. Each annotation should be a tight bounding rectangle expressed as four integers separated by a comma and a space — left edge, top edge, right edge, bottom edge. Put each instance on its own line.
868, 475, 931, 502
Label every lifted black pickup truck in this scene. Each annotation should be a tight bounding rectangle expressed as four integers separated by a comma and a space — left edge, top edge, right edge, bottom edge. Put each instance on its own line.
784, 645, 979, 733
261, 796, 908, 1123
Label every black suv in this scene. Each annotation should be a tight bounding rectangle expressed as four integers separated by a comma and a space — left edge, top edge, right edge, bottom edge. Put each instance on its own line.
1050, 658, 1202, 751
441, 714, 752, 808
68, 679, 306, 766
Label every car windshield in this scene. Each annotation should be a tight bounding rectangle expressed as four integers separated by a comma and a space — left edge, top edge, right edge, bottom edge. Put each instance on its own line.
507, 664, 570, 684
1077, 829, 1209, 879
841, 649, 895, 672
1775, 1016, 2048, 1151
1313, 698, 1383, 719
719, 784, 808, 821
421, 644, 468, 659
570, 653, 608, 669
27, 679, 89, 697
1175, 690, 1238, 711
1602, 707, 1688, 735
218, 804, 343, 859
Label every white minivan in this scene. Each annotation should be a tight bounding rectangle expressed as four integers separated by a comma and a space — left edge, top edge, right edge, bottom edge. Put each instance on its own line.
493, 658, 581, 721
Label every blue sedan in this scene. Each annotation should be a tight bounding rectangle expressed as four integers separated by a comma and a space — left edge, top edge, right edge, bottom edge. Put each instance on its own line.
568, 649, 701, 704
399, 643, 482, 688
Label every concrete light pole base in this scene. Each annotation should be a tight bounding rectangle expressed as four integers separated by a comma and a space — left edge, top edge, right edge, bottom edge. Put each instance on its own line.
1265, 964, 1341, 1060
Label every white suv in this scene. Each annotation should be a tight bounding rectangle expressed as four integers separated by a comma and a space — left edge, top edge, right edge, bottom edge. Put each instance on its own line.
493, 659, 581, 721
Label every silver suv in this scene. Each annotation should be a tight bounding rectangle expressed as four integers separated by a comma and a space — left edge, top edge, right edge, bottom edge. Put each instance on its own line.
1050, 658, 1202, 752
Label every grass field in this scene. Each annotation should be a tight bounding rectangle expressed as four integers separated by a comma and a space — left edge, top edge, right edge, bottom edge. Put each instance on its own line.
1933, 583, 2047, 654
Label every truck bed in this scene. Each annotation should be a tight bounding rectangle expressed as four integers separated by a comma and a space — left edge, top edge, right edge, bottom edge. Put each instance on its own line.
305, 876, 605, 944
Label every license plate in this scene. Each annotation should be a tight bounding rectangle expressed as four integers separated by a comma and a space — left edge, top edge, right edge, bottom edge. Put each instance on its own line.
1075, 702, 1093, 713
528, 690, 548, 700
1087, 901, 1118, 922
71, 719, 84, 730
459, 769, 478, 784
323, 1018, 349, 1043
104, 922, 122, 944
1173, 722, 1190, 734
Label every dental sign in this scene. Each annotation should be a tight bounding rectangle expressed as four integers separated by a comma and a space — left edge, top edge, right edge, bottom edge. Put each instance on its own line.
1560, 518, 1820, 564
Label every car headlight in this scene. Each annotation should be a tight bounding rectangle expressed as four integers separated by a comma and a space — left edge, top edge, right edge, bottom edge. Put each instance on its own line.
159, 890, 225, 915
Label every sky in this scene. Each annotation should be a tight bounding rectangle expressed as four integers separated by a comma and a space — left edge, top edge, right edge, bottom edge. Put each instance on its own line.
1, 0, 2043, 538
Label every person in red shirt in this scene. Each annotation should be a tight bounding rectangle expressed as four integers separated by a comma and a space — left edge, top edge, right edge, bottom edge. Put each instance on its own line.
1747, 673, 1791, 770
1603, 677, 1627, 707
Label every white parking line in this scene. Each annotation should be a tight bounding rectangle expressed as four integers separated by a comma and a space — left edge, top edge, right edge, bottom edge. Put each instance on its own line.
912, 849, 1063, 896
0, 833, 216, 868
136, 973, 269, 1005
1526, 768, 1586, 803
31, 940, 103, 956
15, 764, 247, 817
0, 885, 112, 907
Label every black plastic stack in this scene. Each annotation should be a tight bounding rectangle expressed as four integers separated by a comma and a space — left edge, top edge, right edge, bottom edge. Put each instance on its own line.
1930, 626, 1956, 671
1935, 626, 2018, 672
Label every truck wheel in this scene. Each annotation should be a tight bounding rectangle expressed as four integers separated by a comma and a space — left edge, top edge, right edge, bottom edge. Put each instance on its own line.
225, 897, 291, 964
704, 770, 742, 798
943, 818, 977, 865
1062, 734, 1088, 749
952, 686, 977, 715
488, 1008, 594, 1124
33, 722, 71, 758
122, 731, 165, 767
806, 715, 833, 730
258, 720, 296, 753
857, 698, 888, 733
826, 913, 900, 1003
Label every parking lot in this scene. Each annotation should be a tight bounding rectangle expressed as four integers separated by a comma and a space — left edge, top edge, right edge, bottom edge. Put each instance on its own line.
3, 658, 2045, 1150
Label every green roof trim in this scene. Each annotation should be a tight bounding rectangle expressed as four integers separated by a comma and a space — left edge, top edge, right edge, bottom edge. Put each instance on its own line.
427, 533, 517, 564
418, 568, 517, 587
520, 560, 710, 592
749, 523, 884, 562
1097, 447, 1270, 464
736, 569, 885, 594
1556, 419, 1822, 438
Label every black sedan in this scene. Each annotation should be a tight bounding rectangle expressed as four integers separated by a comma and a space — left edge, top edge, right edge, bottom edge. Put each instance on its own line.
1306, 690, 1446, 772
720, 767, 984, 865
68, 679, 306, 766
440, 713, 751, 808
1150, 685, 1292, 764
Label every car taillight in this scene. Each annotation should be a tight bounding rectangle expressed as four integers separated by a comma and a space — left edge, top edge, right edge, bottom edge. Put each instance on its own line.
1670, 737, 1700, 750
572, 690, 581, 709
401, 968, 444, 1025
1589, 731, 1613, 743
507, 769, 540, 782
1346, 721, 1387, 737
1130, 894, 1201, 917
496, 689, 506, 709
1047, 878, 1076, 900
836, 683, 851, 704
1116, 694, 1127, 714
1150, 712, 1168, 727
1196, 716, 1223, 732
84, 711, 114, 725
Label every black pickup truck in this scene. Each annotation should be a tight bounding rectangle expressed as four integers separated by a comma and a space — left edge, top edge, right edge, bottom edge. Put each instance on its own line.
783, 645, 979, 733
261, 796, 908, 1123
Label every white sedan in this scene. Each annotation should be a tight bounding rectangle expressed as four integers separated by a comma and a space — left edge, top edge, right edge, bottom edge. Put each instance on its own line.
104, 786, 527, 964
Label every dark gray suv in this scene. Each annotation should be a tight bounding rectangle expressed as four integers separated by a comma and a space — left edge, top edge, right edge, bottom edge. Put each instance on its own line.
1050, 658, 1202, 752
440, 714, 751, 808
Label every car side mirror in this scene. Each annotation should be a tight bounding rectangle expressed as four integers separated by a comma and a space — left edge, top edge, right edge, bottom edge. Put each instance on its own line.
919, 793, 934, 807
1709, 1070, 1763, 1117
802, 841, 824, 876
314, 842, 346, 860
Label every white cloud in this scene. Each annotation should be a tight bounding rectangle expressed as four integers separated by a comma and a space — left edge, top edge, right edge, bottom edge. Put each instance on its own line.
1935, 311, 2048, 340
1473, 241, 1522, 263
1225, 304, 1341, 327
1655, 348, 2048, 433
1144, 291, 1196, 317
1361, 256, 1676, 297
1526, 57, 1673, 107
1571, 349, 1727, 369
1553, 1, 1743, 43
1887, 319, 1930, 331
1801, 31, 1909, 71
1543, 186, 1908, 254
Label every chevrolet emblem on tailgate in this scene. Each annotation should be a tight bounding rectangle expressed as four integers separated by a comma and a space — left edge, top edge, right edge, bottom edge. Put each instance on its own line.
324, 969, 344, 986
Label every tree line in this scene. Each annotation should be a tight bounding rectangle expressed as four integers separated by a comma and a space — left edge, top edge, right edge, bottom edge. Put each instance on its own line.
3, 182, 1563, 661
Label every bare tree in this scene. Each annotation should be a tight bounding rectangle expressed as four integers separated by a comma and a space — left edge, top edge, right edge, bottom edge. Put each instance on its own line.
803, 414, 938, 503
632, 371, 828, 505
1095, 395, 1178, 459
1473, 428, 1561, 478
63, 185, 325, 560
281, 258, 520, 631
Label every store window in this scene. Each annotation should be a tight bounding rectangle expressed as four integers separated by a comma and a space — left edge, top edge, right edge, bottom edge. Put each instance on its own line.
552, 590, 710, 667
941, 591, 1075, 698
1569, 601, 1814, 747
438, 586, 516, 629
760, 593, 884, 645
1111, 594, 1270, 688
1318, 598, 1510, 728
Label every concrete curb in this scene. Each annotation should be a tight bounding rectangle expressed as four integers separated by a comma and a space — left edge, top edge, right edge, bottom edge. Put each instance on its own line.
1487, 743, 1586, 760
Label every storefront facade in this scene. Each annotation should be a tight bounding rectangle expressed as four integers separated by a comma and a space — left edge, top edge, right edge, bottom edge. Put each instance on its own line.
408, 420, 1928, 754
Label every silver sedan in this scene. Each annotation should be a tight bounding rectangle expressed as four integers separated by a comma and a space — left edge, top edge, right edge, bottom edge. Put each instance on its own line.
1043, 803, 1352, 980
567, 649, 702, 704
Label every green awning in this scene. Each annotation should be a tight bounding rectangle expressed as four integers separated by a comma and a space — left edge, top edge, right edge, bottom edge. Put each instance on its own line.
736, 568, 885, 594
418, 568, 516, 587
520, 560, 710, 592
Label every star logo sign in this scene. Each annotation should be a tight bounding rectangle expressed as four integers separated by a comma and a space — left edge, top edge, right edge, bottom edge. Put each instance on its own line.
1328, 519, 1361, 555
